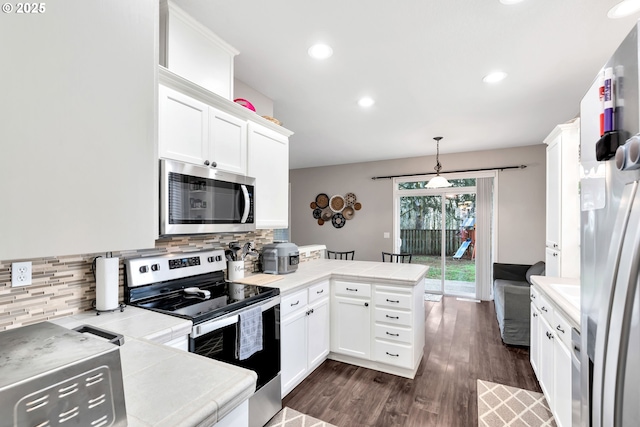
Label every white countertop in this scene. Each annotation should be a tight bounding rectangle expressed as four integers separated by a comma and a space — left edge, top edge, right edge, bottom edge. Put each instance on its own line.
530, 275, 581, 330
51, 307, 256, 427
262, 258, 429, 295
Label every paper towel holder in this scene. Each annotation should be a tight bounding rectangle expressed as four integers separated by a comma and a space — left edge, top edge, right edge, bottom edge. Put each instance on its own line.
91, 254, 127, 316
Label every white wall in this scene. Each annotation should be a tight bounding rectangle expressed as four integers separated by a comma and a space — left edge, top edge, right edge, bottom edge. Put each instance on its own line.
290, 144, 546, 265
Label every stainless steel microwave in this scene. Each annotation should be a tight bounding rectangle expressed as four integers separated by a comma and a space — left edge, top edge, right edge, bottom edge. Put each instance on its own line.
160, 159, 255, 235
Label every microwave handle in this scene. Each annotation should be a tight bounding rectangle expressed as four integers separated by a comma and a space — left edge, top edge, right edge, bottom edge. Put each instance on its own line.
240, 184, 250, 223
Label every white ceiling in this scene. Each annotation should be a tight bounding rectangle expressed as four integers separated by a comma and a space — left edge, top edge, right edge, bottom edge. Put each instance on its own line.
173, 0, 640, 169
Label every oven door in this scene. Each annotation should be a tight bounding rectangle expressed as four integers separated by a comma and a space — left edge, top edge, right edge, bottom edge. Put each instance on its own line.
160, 159, 255, 235
190, 297, 280, 390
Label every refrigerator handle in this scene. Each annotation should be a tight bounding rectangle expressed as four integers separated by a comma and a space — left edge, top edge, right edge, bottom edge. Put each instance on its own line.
600, 182, 640, 426
592, 182, 637, 427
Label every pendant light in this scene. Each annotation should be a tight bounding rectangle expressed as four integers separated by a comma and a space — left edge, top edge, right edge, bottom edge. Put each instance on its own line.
426, 136, 453, 188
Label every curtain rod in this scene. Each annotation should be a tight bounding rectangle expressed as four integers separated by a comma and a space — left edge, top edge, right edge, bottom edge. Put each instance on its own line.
370, 164, 527, 180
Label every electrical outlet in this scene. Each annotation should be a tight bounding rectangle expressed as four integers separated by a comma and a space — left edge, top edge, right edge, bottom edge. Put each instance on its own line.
11, 261, 32, 287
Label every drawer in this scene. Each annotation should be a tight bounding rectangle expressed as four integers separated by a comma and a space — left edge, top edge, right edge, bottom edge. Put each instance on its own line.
375, 323, 412, 344
374, 291, 412, 310
308, 280, 329, 303
538, 294, 554, 324
281, 289, 308, 318
374, 340, 412, 368
334, 281, 371, 298
530, 286, 540, 309
553, 310, 572, 348
375, 307, 412, 327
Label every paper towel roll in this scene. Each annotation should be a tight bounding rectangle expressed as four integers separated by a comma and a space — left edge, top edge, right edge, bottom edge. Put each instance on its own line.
96, 257, 120, 311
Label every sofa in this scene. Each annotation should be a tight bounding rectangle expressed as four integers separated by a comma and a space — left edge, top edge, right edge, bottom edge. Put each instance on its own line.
493, 261, 545, 346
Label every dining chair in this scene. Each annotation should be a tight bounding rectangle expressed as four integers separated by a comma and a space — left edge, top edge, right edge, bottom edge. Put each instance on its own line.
327, 250, 355, 260
381, 252, 413, 263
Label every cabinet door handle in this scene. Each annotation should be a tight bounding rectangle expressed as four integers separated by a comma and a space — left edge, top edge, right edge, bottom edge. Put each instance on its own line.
291, 300, 299, 306
533, 312, 538, 318
541, 306, 548, 312
386, 332, 400, 337
317, 289, 324, 294
211, 161, 217, 168
386, 299, 400, 303
386, 352, 399, 357
364, 302, 369, 307
386, 315, 399, 319
546, 331, 554, 340
346, 287, 358, 292
553, 252, 558, 257
556, 325, 565, 334
204, 160, 210, 166
531, 294, 536, 299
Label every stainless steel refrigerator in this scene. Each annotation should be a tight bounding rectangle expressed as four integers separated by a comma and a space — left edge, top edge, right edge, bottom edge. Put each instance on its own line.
580, 22, 640, 427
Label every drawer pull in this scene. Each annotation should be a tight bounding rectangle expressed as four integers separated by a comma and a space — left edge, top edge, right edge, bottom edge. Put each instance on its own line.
531, 294, 536, 299
346, 287, 358, 292
386, 332, 400, 337
546, 331, 554, 340
541, 306, 548, 312
386, 351, 399, 357
556, 325, 565, 334
386, 299, 400, 303
291, 300, 300, 306
533, 312, 538, 318
386, 315, 399, 319
316, 289, 324, 294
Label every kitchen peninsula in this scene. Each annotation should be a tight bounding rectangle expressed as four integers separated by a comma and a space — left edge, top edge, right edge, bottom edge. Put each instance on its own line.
45, 255, 427, 427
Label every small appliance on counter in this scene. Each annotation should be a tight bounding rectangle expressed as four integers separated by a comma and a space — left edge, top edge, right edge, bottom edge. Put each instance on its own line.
262, 242, 299, 275
0, 321, 127, 427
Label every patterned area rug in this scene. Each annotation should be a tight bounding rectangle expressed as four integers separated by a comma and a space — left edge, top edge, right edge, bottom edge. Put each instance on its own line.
477, 380, 556, 427
424, 293, 443, 302
265, 407, 337, 427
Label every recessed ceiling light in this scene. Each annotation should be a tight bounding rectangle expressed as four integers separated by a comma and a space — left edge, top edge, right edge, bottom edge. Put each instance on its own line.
499, 0, 526, 4
608, 0, 640, 19
358, 97, 375, 108
308, 43, 333, 60
483, 71, 508, 83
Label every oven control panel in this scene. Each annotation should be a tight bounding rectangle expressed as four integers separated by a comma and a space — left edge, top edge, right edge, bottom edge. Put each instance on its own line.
169, 256, 201, 270
125, 249, 226, 288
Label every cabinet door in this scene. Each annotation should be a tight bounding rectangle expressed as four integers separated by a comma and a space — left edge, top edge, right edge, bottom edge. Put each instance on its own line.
209, 108, 247, 175
331, 295, 371, 359
554, 339, 572, 427
159, 85, 209, 166
281, 309, 308, 397
247, 123, 289, 229
546, 134, 561, 250
545, 247, 561, 278
530, 303, 540, 376
307, 297, 330, 370
539, 318, 556, 409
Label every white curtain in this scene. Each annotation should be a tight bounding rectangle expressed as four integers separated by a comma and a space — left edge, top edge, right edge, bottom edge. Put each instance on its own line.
476, 177, 494, 300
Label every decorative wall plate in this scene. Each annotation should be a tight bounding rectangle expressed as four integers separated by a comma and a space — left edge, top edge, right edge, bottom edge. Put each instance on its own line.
329, 195, 345, 212
331, 213, 346, 228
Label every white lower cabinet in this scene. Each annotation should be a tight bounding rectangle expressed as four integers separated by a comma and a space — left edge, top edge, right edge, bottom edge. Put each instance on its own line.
281, 280, 330, 398
214, 400, 248, 427
531, 286, 574, 427
331, 281, 372, 359
331, 281, 424, 378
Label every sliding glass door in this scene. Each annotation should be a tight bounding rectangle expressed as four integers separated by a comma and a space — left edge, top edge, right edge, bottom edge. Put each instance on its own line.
395, 177, 490, 299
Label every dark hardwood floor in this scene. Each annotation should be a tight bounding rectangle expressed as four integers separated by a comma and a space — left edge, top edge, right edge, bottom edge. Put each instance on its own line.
282, 296, 541, 426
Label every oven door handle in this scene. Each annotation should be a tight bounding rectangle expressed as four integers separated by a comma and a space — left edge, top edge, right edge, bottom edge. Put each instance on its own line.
193, 297, 280, 338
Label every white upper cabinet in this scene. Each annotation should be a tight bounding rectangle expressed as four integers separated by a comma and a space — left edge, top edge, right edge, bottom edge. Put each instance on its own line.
159, 84, 248, 175
159, 0, 238, 99
0, 0, 157, 260
248, 122, 290, 229
159, 85, 209, 166
544, 120, 580, 278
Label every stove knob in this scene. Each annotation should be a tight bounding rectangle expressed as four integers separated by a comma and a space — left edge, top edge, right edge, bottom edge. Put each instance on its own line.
207, 256, 214, 263
139, 265, 148, 273
151, 264, 160, 271
215, 255, 223, 262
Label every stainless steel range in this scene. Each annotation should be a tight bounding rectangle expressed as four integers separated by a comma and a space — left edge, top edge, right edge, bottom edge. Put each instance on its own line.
124, 249, 281, 427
